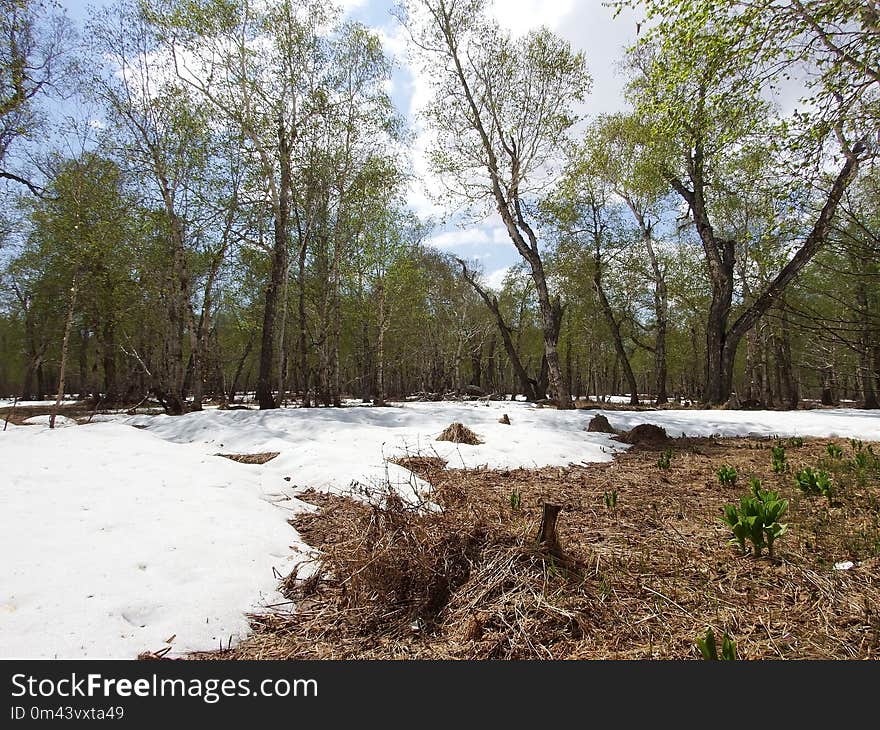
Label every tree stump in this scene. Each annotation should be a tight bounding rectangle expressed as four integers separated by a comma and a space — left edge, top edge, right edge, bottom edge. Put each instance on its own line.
536, 503, 563, 552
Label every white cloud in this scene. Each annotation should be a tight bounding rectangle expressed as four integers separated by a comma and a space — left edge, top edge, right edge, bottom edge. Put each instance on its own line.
484, 266, 511, 291
425, 224, 510, 251
339, 0, 370, 15
489, 0, 576, 38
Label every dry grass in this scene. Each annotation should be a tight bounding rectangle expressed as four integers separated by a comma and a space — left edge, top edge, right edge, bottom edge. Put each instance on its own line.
436, 422, 482, 445
618, 423, 669, 445
215, 452, 280, 465
194, 434, 880, 661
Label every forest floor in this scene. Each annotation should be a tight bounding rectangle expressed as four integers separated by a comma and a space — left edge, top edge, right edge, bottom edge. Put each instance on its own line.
198, 433, 880, 660
3, 400, 880, 659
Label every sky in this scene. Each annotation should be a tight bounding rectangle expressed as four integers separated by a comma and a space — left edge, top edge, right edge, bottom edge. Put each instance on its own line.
60, 0, 642, 289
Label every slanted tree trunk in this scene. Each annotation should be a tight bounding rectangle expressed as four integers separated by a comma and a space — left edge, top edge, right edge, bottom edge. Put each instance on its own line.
625, 201, 668, 404
439, 25, 572, 408
228, 337, 253, 404
456, 259, 537, 401
592, 250, 639, 405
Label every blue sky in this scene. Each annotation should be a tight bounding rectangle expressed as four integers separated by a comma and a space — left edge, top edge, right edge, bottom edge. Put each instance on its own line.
58, 0, 641, 288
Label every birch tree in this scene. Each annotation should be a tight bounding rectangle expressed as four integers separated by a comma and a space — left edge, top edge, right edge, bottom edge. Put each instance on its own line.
400, 0, 591, 408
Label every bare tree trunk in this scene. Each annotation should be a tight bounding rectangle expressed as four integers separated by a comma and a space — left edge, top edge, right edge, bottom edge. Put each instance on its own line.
593, 252, 639, 405
856, 279, 879, 408
297, 231, 310, 407
228, 337, 253, 403
820, 365, 837, 405
456, 259, 537, 400
759, 323, 773, 407
331, 276, 342, 407
626, 203, 668, 404
257, 117, 292, 411
102, 319, 117, 403
51, 272, 80, 429
437, 19, 571, 408
775, 302, 798, 408
375, 280, 387, 406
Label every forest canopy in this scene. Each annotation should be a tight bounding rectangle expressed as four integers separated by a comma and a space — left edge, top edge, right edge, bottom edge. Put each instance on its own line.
0, 0, 877, 412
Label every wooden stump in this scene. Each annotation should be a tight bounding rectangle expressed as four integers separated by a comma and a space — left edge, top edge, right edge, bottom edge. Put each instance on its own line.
536, 503, 563, 552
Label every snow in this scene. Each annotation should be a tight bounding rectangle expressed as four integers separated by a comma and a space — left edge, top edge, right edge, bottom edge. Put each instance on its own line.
586, 395, 641, 404
114, 403, 880, 494
116, 402, 628, 497
3, 400, 880, 659
21, 414, 77, 427
0, 423, 312, 659
581, 407, 880, 440
0, 399, 82, 408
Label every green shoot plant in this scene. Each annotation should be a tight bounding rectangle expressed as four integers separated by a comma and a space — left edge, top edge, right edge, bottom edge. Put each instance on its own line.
603, 490, 618, 510
716, 464, 737, 486
851, 443, 875, 470
656, 448, 672, 469
787, 436, 804, 448
696, 627, 737, 660
771, 444, 787, 474
719, 479, 788, 558
795, 466, 833, 503
826, 443, 843, 459
509, 489, 521, 511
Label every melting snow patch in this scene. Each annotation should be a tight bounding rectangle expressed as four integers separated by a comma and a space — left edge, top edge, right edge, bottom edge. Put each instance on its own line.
0, 423, 310, 658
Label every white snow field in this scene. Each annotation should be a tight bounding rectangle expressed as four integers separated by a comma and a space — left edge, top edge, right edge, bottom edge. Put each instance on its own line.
0, 422, 313, 659
3, 400, 880, 659
118, 401, 631, 493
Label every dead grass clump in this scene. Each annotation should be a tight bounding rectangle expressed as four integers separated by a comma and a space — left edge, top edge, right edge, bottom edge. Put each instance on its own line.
209, 475, 592, 660
436, 422, 482, 445
215, 452, 280, 464
393, 456, 447, 478
499, 413, 511, 425
586, 414, 616, 433
618, 423, 668, 445
291, 490, 490, 635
